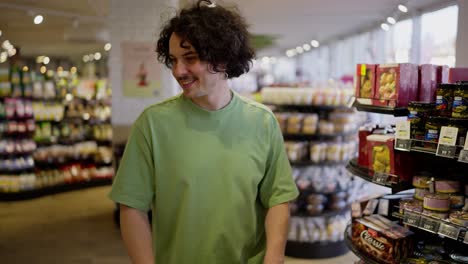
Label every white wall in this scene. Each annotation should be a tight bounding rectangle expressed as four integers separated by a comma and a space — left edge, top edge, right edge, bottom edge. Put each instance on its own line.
109, 0, 179, 126
456, 0, 468, 67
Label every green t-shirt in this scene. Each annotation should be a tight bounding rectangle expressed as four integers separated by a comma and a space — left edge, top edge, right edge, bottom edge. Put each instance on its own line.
109, 91, 299, 264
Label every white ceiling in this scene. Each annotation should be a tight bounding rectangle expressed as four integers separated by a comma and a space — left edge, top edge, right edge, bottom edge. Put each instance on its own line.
0, 0, 457, 61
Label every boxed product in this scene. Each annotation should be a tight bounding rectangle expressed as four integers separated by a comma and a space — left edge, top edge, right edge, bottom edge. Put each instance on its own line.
351, 215, 414, 264
437, 65, 449, 84
418, 64, 438, 103
356, 64, 377, 98
358, 126, 373, 167
366, 134, 413, 182
374, 63, 418, 107
449, 67, 468, 83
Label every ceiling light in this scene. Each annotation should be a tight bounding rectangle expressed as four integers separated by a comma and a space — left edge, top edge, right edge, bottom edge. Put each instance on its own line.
34, 15, 44, 25
311, 40, 320, 48
303, 44, 311, 51
7, 48, 16, 57
104, 43, 112, 51
36, 56, 44, 63
83, 55, 90, 62
270, 57, 277, 64
0, 30, 2, 37
381, 23, 390, 31
57, 66, 63, 72
43, 56, 50, 65
387, 17, 396, 24
22, 66, 29, 72
0, 52, 7, 63
296, 46, 304, 54
261, 56, 270, 64
94, 52, 102, 60
398, 4, 408, 13
40, 66, 47, 74
2, 40, 11, 50
70, 66, 77, 74
46, 70, 54, 77
286, 49, 296, 58
88, 54, 94, 61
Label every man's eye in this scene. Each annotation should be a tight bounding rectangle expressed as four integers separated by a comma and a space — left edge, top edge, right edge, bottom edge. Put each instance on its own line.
185, 56, 198, 63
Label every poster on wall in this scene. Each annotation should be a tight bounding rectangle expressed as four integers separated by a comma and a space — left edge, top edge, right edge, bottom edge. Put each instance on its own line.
122, 42, 162, 97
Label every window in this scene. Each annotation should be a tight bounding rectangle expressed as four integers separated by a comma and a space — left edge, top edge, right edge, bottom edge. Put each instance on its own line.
420, 5, 458, 67
386, 19, 413, 63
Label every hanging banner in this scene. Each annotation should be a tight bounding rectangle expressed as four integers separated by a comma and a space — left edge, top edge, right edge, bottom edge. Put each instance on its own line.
121, 42, 162, 97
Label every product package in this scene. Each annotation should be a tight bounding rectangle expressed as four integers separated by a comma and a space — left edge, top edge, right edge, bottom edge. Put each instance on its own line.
358, 126, 373, 167
418, 64, 438, 103
374, 63, 419, 107
449, 67, 468, 83
355, 64, 377, 99
351, 215, 414, 264
437, 65, 450, 84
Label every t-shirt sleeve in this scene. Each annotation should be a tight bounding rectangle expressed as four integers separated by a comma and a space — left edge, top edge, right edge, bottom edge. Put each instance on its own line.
108, 121, 155, 212
259, 114, 299, 208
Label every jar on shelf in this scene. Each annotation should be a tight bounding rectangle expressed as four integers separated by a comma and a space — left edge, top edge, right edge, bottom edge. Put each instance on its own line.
452, 82, 468, 118
435, 84, 456, 117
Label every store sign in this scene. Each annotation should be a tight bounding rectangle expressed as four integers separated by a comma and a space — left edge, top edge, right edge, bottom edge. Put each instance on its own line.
419, 216, 440, 233
403, 211, 421, 227
438, 223, 460, 240
436, 126, 458, 158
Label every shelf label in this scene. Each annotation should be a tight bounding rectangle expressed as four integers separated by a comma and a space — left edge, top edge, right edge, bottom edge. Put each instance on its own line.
465, 231, 468, 244
395, 139, 412, 151
419, 216, 440, 233
395, 121, 411, 151
436, 126, 458, 158
403, 211, 421, 227
465, 131, 468, 150
458, 150, 468, 163
373, 172, 389, 185
347, 96, 356, 108
438, 223, 460, 240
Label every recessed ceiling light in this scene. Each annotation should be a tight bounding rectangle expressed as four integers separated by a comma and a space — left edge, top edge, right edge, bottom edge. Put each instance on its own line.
94, 52, 102, 60
40, 66, 47, 74
296, 46, 304, 53
34, 15, 44, 25
310, 40, 320, 48
303, 44, 311, 51
104, 43, 112, 51
381, 23, 390, 31
43, 56, 50, 65
83, 55, 90, 63
0, 30, 2, 37
387, 17, 396, 24
0, 52, 7, 63
398, 4, 408, 13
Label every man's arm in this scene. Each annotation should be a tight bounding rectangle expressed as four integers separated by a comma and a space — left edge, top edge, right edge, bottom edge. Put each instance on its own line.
264, 202, 290, 264
120, 204, 154, 264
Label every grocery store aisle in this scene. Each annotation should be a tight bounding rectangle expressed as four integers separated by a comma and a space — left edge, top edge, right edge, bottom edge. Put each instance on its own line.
0, 186, 357, 264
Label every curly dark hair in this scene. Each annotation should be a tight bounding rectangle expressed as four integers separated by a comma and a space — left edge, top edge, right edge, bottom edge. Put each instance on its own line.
156, 0, 255, 78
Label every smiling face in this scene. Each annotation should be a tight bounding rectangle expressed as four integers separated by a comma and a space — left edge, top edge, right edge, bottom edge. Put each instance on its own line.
169, 33, 225, 99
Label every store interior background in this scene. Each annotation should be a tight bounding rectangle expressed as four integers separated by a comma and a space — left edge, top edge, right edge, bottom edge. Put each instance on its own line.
0, 0, 467, 263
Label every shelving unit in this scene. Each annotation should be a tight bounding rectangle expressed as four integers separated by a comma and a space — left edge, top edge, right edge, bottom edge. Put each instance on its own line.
352, 100, 409, 116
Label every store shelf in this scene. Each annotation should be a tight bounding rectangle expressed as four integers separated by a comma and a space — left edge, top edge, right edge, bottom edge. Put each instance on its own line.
395, 139, 468, 165
292, 207, 350, 218
0, 177, 112, 201
353, 100, 409, 116
399, 209, 468, 243
269, 104, 350, 112
289, 160, 347, 167
345, 158, 412, 194
284, 132, 355, 141
344, 224, 383, 264
285, 240, 349, 259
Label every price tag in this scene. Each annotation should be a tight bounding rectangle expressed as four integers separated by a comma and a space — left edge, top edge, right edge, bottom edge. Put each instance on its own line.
419, 216, 440, 233
373, 172, 389, 185
464, 131, 468, 150
464, 231, 468, 244
403, 211, 421, 227
436, 126, 458, 158
438, 223, 460, 240
347, 96, 356, 108
395, 139, 412, 151
396, 121, 411, 139
458, 150, 468, 163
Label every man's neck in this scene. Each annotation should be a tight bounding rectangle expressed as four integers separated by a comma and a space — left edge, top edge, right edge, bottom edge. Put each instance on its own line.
191, 84, 232, 111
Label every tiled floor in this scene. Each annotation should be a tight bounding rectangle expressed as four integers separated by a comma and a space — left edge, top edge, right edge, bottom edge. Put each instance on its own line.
0, 186, 358, 264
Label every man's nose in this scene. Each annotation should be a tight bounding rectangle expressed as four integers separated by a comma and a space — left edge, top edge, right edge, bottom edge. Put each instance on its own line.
172, 61, 188, 77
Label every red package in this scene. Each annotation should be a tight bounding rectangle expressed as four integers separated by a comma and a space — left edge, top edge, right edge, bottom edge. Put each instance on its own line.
418, 64, 438, 103
355, 64, 377, 99
449, 67, 468, 83
374, 64, 418, 107
366, 134, 413, 182
437, 65, 449, 84
358, 127, 373, 167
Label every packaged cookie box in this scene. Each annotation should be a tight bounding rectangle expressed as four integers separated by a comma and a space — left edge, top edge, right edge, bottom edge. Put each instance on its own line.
358, 126, 373, 168
366, 134, 413, 182
418, 64, 438, 103
355, 64, 377, 99
373, 63, 418, 107
352, 215, 414, 264
449, 67, 468, 83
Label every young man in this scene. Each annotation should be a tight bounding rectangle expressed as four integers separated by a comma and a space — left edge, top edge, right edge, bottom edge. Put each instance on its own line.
109, 1, 299, 263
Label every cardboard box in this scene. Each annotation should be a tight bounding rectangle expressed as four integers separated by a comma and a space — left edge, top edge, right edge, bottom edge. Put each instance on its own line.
355, 64, 377, 99
374, 64, 418, 107
437, 65, 449, 84
449, 67, 468, 83
358, 127, 373, 168
351, 216, 413, 264
418, 64, 438, 103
